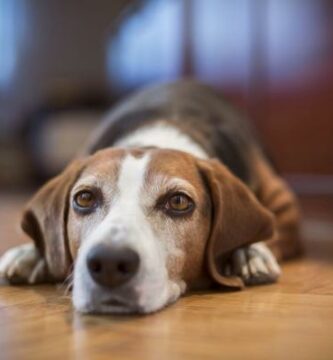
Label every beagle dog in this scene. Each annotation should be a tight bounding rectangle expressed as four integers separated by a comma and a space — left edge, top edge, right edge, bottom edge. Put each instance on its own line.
0, 81, 301, 314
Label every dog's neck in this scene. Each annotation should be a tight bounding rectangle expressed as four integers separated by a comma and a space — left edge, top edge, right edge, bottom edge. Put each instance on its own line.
113, 122, 209, 160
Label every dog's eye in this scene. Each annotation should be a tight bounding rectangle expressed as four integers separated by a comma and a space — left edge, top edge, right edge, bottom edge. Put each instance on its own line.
165, 193, 194, 215
73, 190, 97, 211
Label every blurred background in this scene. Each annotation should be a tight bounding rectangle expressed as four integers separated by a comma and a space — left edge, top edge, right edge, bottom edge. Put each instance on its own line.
0, 0, 332, 195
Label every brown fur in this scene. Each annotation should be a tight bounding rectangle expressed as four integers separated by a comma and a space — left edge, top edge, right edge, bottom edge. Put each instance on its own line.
67, 148, 125, 259
146, 150, 211, 288
21, 159, 86, 281
251, 148, 302, 261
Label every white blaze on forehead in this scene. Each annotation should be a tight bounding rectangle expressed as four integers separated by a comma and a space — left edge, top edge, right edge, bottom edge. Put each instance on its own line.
115, 153, 151, 212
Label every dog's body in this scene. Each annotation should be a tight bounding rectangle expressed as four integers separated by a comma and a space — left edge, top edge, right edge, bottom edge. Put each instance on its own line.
0, 81, 301, 314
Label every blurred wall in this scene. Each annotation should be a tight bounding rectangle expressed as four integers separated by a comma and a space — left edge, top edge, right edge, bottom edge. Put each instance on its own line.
0, 0, 132, 137
0, 0, 332, 191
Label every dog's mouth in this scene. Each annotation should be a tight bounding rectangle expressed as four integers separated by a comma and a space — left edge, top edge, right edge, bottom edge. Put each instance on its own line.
101, 297, 128, 307
98, 294, 143, 313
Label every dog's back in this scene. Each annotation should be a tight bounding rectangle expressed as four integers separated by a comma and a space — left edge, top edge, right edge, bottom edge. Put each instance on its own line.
84, 81, 260, 187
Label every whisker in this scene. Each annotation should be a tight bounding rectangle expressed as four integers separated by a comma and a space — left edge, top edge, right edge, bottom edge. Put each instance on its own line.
58, 265, 74, 298
63, 280, 73, 298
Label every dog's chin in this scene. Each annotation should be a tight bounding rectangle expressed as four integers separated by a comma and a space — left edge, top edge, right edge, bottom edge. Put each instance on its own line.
72, 286, 143, 314
72, 290, 137, 314
72, 279, 185, 315
73, 292, 169, 315
77, 298, 143, 315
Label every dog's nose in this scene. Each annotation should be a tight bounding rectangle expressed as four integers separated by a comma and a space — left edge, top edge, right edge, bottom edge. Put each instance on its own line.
87, 244, 140, 288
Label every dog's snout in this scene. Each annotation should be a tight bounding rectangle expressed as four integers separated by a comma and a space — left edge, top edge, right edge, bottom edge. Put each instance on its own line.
87, 244, 140, 288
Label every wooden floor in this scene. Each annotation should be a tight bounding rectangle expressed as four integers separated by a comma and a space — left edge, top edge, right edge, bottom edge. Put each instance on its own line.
0, 193, 333, 360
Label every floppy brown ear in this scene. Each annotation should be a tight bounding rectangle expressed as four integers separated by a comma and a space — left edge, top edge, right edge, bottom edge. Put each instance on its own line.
198, 159, 275, 289
21, 159, 85, 282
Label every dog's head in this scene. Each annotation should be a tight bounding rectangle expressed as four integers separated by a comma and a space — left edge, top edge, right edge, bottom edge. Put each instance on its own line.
21, 147, 274, 314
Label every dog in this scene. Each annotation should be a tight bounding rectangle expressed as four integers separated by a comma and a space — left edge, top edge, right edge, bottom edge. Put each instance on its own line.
0, 81, 301, 314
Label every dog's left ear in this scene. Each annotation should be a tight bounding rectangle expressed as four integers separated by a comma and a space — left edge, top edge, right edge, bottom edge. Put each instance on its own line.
197, 158, 275, 288
20, 159, 86, 282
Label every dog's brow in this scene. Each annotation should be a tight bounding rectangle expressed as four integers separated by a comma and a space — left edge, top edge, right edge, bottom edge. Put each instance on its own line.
161, 177, 198, 199
166, 178, 196, 191
72, 175, 100, 190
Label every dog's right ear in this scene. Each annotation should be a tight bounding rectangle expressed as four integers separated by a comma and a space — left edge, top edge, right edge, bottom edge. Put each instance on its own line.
21, 159, 86, 282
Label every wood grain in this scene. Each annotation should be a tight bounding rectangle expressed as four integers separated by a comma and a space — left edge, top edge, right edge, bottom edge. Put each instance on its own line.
0, 193, 333, 360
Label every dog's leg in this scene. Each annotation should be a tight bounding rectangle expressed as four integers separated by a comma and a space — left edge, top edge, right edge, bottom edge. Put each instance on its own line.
224, 242, 281, 285
253, 152, 302, 261
0, 244, 47, 284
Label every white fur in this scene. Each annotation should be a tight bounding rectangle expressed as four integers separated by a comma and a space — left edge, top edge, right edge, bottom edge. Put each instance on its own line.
226, 242, 281, 285
73, 153, 184, 314
114, 122, 209, 159
0, 245, 29, 276
0, 243, 46, 284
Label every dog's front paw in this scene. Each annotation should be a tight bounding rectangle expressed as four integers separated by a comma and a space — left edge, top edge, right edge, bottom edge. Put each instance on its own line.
224, 242, 281, 286
0, 244, 47, 284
